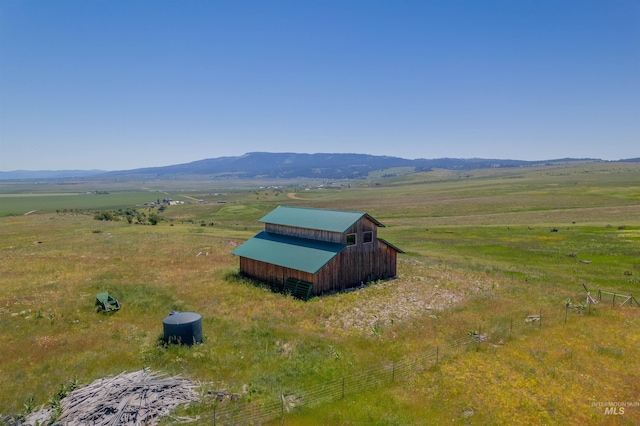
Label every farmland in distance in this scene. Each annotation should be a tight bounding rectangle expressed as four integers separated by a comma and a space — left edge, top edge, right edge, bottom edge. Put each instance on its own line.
0, 161, 639, 424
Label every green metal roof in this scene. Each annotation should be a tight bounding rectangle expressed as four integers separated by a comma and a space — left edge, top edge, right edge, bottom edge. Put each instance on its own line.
231, 231, 346, 274
259, 206, 384, 233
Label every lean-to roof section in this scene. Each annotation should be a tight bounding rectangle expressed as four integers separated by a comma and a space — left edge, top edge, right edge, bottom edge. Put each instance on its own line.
231, 231, 346, 274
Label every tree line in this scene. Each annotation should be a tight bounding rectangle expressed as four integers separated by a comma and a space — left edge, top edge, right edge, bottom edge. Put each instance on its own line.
93, 208, 161, 225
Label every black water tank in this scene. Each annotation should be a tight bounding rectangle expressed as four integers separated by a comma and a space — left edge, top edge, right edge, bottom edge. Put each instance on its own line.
163, 311, 203, 345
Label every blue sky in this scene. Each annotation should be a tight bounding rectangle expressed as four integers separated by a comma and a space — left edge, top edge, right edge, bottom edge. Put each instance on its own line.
1, 0, 638, 171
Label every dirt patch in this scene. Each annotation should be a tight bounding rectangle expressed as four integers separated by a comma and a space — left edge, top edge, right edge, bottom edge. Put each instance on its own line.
323, 259, 501, 335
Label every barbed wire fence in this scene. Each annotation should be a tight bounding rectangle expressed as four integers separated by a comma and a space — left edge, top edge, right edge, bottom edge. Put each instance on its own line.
206, 289, 637, 425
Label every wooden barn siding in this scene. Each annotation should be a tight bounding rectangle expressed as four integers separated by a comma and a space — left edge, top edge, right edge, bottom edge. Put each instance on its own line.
264, 217, 379, 244
313, 256, 342, 294
312, 245, 397, 294
264, 224, 343, 243
239, 248, 397, 296
241, 217, 397, 296
378, 242, 398, 277
310, 218, 381, 293
341, 217, 380, 282
239, 257, 313, 287
342, 217, 378, 244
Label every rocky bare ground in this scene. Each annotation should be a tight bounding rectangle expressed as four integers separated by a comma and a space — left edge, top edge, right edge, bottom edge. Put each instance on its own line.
323, 259, 503, 335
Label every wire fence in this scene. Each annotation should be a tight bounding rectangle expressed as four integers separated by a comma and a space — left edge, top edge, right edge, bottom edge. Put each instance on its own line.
208, 292, 637, 425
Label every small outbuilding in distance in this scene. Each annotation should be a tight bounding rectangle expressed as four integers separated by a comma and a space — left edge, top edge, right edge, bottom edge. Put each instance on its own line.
232, 206, 404, 297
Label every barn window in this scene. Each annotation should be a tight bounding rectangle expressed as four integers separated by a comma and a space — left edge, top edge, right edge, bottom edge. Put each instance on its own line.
363, 231, 373, 244
346, 233, 356, 246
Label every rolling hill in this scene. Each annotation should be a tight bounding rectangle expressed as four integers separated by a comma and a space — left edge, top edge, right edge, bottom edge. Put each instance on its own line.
0, 152, 606, 181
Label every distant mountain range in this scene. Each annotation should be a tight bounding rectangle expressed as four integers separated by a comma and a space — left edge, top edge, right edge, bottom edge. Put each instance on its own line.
0, 169, 108, 180
1, 152, 637, 181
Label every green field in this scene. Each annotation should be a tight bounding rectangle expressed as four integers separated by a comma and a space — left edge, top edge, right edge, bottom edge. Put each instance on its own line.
0, 161, 639, 425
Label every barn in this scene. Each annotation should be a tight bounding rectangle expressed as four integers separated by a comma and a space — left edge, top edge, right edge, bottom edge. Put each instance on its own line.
232, 206, 403, 297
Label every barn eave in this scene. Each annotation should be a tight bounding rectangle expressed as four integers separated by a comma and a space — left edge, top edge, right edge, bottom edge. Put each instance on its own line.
231, 231, 346, 274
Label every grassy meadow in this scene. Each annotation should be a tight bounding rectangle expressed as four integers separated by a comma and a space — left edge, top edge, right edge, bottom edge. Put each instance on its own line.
0, 161, 639, 425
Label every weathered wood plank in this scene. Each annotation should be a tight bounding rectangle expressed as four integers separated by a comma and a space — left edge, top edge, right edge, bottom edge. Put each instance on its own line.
24, 369, 200, 426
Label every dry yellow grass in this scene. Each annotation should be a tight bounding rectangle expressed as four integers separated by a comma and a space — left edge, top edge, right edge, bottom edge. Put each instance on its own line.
1, 163, 639, 424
